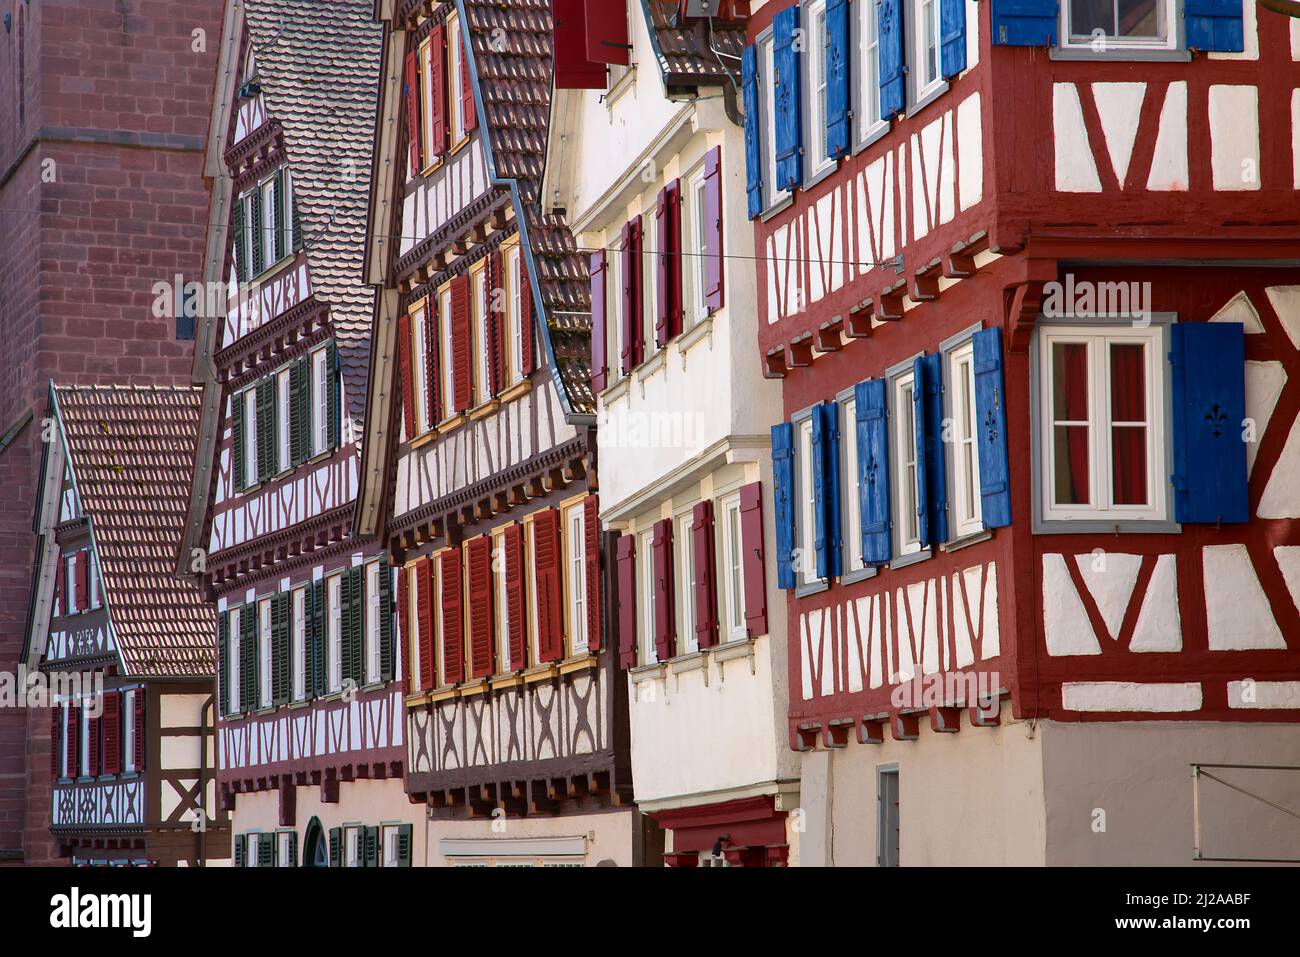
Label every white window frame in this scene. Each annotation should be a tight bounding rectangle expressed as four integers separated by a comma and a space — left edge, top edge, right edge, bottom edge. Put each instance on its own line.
718, 493, 746, 643
1036, 323, 1168, 525
526, 524, 541, 668
345, 824, 362, 868
259, 597, 273, 709
803, 0, 834, 181
493, 531, 511, 672
419, 36, 437, 171
276, 367, 291, 473
312, 346, 329, 456
382, 824, 402, 867
566, 503, 588, 655
65, 555, 77, 614
836, 389, 874, 584
642, 204, 658, 351
243, 388, 259, 485
688, 172, 709, 328
508, 245, 524, 385
260, 177, 279, 272
328, 574, 343, 692
228, 609, 241, 716
412, 301, 430, 434
637, 527, 657, 665
448, 15, 466, 146
122, 690, 136, 774
87, 553, 99, 610
854, 0, 886, 147
365, 561, 381, 685
1059, 0, 1178, 54
889, 365, 924, 560
440, 285, 455, 420
606, 237, 623, 383
946, 337, 984, 539
474, 265, 490, 406
911, 0, 944, 101
758, 30, 790, 212
676, 510, 698, 654
292, 587, 307, 701
793, 412, 825, 590
277, 831, 294, 868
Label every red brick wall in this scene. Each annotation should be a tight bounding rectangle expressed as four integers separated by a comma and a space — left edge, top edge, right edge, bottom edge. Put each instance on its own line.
0, 0, 222, 864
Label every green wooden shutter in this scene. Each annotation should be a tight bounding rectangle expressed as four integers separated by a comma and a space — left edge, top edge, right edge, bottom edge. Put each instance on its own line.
285, 831, 298, 867
232, 391, 245, 492
310, 579, 326, 696
232, 199, 246, 282
272, 168, 287, 263
290, 357, 309, 466
240, 606, 258, 712
234, 834, 246, 868
396, 823, 412, 867
328, 827, 341, 868
256, 378, 276, 483
250, 186, 264, 275
291, 172, 303, 254
272, 593, 290, 706
378, 560, 394, 682
364, 826, 379, 867
327, 340, 341, 449
257, 833, 274, 868
217, 611, 229, 716
346, 567, 364, 685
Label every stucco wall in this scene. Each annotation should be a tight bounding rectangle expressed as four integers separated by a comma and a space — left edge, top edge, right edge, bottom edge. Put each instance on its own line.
426, 809, 637, 867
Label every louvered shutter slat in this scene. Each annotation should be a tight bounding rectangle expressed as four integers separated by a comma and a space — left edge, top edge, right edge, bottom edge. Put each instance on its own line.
132, 691, 145, 772
616, 534, 636, 669
467, 538, 494, 678
812, 408, 829, 579
232, 199, 246, 282
584, 495, 601, 652
655, 189, 670, 347
257, 378, 276, 482
240, 607, 257, 712
440, 548, 464, 684
329, 828, 341, 868
920, 353, 949, 545
504, 524, 527, 670
652, 519, 676, 661
452, 274, 472, 413
427, 298, 442, 423
87, 709, 100, 778
273, 593, 291, 705
590, 251, 607, 392
397, 823, 413, 867
310, 580, 326, 696
771, 423, 796, 589
398, 310, 416, 439
250, 187, 264, 275
405, 49, 422, 173
692, 500, 717, 648
272, 168, 286, 263
739, 482, 768, 637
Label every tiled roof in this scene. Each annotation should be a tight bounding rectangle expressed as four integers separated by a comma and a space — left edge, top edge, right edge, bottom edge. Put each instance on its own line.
462, 0, 594, 416
55, 386, 214, 679
243, 0, 384, 423
643, 0, 746, 91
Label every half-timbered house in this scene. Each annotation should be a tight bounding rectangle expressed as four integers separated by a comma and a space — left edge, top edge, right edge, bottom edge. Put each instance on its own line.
178, 0, 421, 868
543, 0, 799, 866
22, 385, 226, 866
354, 0, 643, 866
744, 0, 1300, 864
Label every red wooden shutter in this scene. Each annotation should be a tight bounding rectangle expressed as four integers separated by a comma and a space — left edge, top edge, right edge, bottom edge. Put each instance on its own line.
429, 25, 448, 158
426, 297, 442, 424
616, 535, 636, 669
440, 547, 464, 684
519, 263, 536, 376
66, 704, 79, 778
405, 50, 422, 173
739, 481, 768, 636
652, 519, 675, 661
692, 500, 718, 648
416, 558, 435, 690
533, 509, 564, 662
489, 250, 505, 395
553, 0, 607, 89
467, 537, 494, 678
133, 691, 145, 771
55, 556, 65, 613
703, 146, 724, 314
585, 0, 631, 65
584, 495, 601, 652
102, 691, 120, 775
397, 310, 416, 439
620, 219, 643, 374
49, 707, 60, 780
655, 182, 682, 345
77, 551, 89, 608
87, 707, 101, 777
452, 274, 472, 413
460, 33, 477, 133
504, 523, 527, 669
589, 250, 607, 392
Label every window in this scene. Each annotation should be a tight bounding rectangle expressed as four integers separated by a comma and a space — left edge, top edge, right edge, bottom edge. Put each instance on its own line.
473, 264, 489, 406
642, 206, 657, 351
508, 244, 524, 385
406, 564, 421, 692
448, 17, 466, 146
947, 340, 983, 538
382, 824, 402, 867
758, 32, 789, 210
687, 173, 709, 328
606, 238, 623, 381
65, 555, 77, 614
345, 825, 362, 868
796, 415, 820, 587
912, 0, 943, 99
292, 588, 306, 700
277, 831, 294, 868
1037, 324, 1166, 524
891, 367, 923, 559
440, 284, 455, 420
243, 389, 259, 484
719, 494, 746, 643
493, 531, 511, 672
855, 0, 883, 142
228, 609, 242, 716
87, 554, 99, 610
804, 1, 833, 178
366, 562, 382, 684
566, 503, 588, 655
239, 190, 256, 282
840, 394, 867, 575
419, 35, 438, 169
676, 512, 698, 654
1061, 0, 1173, 52
261, 178, 278, 270
411, 300, 430, 433
259, 597, 273, 708
328, 575, 342, 691
79, 700, 90, 776
878, 766, 900, 867
276, 368, 290, 473
312, 346, 329, 455
432, 553, 449, 683
637, 528, 657, 664
122, 690, 136, 774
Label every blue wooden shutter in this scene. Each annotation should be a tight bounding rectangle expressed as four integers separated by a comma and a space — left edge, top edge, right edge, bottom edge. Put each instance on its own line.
911, 357, 930, 548
742, 45, 764, 219
823, 402, 843, 577
939, 0, 967, 78
1170, 322, 1248, 524
920, 353, 949, 545
773, 5, 803, 190
855, 379, 891, 565
972, 327, 1011, 527
771, 423, 797, 589
826, 0, 850, 159
990, 0, 1058, 46
878, 0, 905, 118
811, 407, 828, 579
1185, 0, 1244, 53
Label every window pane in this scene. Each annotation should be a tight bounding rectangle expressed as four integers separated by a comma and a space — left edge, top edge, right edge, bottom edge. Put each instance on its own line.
1109, 342, 1146, 424
1070, 0, 1111, 36
1052, 342, 1089, 422
1117, 0, 1160, 37
1054, 426, 1091, 504
1111, 425, 1147, 505
1051, 341, 1092, 506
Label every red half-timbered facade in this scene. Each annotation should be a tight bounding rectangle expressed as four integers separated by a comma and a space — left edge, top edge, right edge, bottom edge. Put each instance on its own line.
22, 385, 226, 866
180, 0, 421, 868
745, 0, 1300, 864
354, 0, 639, 867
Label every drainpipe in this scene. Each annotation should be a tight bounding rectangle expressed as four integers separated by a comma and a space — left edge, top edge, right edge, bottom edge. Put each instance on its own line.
198, 693, 213, 867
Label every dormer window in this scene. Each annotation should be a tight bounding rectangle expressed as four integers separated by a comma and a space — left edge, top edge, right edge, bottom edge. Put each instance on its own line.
233, 168, 296, 284
1060, 0, 1175, 54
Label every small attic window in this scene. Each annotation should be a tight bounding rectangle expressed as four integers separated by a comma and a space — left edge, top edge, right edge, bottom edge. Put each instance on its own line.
676, 0, 750, 24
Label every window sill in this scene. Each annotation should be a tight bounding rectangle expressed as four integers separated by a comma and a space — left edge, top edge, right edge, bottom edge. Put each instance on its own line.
711, 637, 755, 665
459, 678, 488, 697
468, 399, 499, 421
522, 664, 559, 684
559, 654, 596, 675
489, 673, 523, 690
852, 119, 892, 157
795, 578, 829, 599
449, 135, 471, 157
840, 564, 878, 586
802, 161, 838, 194
419, 156, 444, 179
670, 650, 706, 673
678, 315, 713, 359
498, 378, 532, 403
436, 413, 467, 435
605, 66, 637, 106
241, 253, 296, 289
429, 685, 459, 703
637, 349, 666, 388
600, 375, 631, 404
760, 193, 794, 224
889, 548, 932, 571
1050, 45, 1190, 63
1034, 518, 1180, 535
907, 80, 950, 120
629, 661, 666, 683
408, 430, 438, 451
942, 529, 992, 553
405, 690, 431, 706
